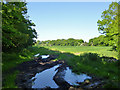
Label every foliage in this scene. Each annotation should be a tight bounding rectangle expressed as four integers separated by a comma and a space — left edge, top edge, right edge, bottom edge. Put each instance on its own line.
2, 2, 37, 52
97, 2, 119, 50
37, 38, 84, 46
88, 35, 110, 46
80, 53, 100, 61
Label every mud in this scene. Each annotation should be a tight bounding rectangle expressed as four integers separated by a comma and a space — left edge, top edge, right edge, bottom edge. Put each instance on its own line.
15, 54, 106, 89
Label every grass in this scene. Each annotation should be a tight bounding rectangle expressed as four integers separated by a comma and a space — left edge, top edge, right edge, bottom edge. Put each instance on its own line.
3, 71, 19, 88
2, 46, 119, 88
3, 49, 33, 72
43, 46, 118, 59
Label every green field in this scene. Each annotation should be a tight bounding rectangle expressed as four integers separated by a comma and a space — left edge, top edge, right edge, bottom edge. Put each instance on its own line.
43, 46, 118, 59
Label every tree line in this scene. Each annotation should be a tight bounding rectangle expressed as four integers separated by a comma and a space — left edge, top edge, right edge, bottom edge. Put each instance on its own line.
37, 38, 84, 46
37, 34, 116, 47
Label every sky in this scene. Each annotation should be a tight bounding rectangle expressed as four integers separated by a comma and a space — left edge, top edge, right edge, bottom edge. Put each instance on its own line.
27, 2, 111, 42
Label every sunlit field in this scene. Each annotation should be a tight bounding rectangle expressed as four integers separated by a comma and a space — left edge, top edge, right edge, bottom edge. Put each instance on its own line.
43, 46, 118, 59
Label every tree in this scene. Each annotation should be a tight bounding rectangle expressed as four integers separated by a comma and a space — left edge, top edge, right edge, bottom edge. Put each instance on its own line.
97, 2, 119, 50
88, 35, 110, 46
2, 2, 37, 52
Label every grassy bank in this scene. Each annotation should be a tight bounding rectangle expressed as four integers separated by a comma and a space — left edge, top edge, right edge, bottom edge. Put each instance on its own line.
2, 48, 33, 88
2, 46, 119, 88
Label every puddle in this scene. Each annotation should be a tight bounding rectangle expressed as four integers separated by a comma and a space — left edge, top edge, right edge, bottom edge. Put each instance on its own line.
34, 53, 40, 57
31, 64, 60, 88
64, 67, 92, 85
34, 54, 50, 59
31, 64, 92, 89
41, 55, 50, 59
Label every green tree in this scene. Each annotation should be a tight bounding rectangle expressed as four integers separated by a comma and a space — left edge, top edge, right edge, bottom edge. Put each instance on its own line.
2, 2, 37, 52
97, 2, 119, 50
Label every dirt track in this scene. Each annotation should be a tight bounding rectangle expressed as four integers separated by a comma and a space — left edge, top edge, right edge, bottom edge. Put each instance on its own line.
15, 55, 106, 89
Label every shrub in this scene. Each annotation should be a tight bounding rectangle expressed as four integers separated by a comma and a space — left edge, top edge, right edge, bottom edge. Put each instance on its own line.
80, 53, 100, 61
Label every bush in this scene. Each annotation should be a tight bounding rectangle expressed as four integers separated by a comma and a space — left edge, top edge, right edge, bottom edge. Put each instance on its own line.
80, 53, 100, 61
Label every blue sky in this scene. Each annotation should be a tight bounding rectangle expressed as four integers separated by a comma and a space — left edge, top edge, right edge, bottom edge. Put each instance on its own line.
27, 2, 111, 42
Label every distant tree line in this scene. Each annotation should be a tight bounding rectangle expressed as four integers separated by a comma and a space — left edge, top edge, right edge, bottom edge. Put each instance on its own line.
37, 38, 85, 46
37, 34, 115, 47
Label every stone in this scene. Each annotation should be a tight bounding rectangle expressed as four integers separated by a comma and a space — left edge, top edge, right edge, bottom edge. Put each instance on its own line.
69, 86, 75, 90
84, 79, 90, 84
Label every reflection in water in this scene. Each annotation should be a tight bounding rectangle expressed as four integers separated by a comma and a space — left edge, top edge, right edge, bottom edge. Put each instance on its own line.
34, 54, 50, 59
32, 64, 92, 88
41, 55, 50, 59
34, 53, 40, 57
64, 67, 91, 85
32, 65, 59, 88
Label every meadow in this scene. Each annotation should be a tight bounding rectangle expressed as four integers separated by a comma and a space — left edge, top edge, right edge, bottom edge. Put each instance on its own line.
43, 46, 118, 59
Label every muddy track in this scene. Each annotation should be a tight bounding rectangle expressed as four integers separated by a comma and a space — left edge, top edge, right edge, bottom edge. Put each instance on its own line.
15, 55, 106, 89
15, 55, 67, 89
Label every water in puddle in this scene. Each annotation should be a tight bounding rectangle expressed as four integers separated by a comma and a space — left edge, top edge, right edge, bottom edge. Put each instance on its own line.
41, 55, 50, 59
34, 53, 40, 57
31, 64, 91, 88
34, 54, 50, 59
32, 65, 59, 88
64, 67, 91, 85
